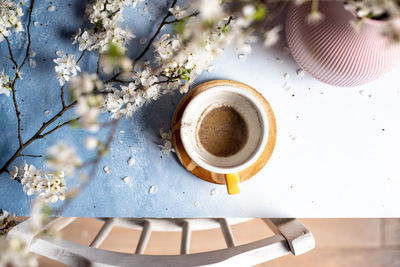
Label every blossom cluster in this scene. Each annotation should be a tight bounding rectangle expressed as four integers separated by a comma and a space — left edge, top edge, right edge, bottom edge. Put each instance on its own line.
343, 0, 400, 19
0, 70, 11, 96
46, 142, 82, 174
103, 64, 166, 118
70, 73, 104, 131
72, 0, 139, 53
0, 0, 24, 42
0, 210, 37, 266
100, 0, 230, 119
54, 51, 81, 86
0, 237, 38, 267
10, 164, 66, 203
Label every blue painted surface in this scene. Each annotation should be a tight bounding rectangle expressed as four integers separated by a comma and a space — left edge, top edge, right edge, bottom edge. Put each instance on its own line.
0, 0, 265, 217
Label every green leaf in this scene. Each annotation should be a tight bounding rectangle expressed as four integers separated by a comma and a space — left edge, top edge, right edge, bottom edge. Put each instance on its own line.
174, 20, 186, 35
69, 120, 81, 128
108, 43, 124, 57
254, 4, 267, 21
96, 20, 103, 31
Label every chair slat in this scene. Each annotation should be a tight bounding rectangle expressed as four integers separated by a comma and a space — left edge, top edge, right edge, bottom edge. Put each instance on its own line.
218, 218, 235, 248
180, 220, 191, 255
135, 220, 152, 254
89, 218, 115, 248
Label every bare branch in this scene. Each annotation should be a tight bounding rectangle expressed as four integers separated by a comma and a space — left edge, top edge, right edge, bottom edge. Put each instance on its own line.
18, 154, 43, 158
133, 0, 177, 64
40, 117, 80, 138
19, 0, 35, 70
76, 50, 86, 64
96, 53, 101, 75
4, 37, 18, 68
10, 77, 23, 148
0, 101, 77, 175
60, 85, 66, 108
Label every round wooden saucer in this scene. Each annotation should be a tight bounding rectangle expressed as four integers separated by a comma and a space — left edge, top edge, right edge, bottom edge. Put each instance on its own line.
171, 80, 277, 185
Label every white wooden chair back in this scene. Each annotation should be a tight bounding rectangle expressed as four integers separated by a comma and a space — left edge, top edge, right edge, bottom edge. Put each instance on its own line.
7, 217, 315, 267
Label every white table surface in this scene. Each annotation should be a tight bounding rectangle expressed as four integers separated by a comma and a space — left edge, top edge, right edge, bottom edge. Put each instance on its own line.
202, 40, 400, 217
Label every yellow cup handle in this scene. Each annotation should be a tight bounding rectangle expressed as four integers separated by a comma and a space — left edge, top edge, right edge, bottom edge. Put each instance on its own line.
225, 173, 241, 195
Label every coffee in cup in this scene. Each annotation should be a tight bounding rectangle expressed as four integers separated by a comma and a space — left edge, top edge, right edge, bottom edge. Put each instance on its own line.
180, 85, 268, 195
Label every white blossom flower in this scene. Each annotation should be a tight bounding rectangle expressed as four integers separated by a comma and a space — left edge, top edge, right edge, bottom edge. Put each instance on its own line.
29, 51, 37, 68
46, 142, 82, 175
198, 0, 222, 20
306, 11, 324, 24
73, 29, 95, 51
54, 51, 81, 86
84, 136, 98, 150
78, 0, 136, 53
158, 140, 175, 154
158, 128, 175, 154
169, 6, 188, 20
70, 73, 104, 131
242, 5, 256, 18
264, 25, 282, 47
0, 0, 25, 42
0, 70, 11, 96
0, 237, 38, 267
11, 164, 67, 203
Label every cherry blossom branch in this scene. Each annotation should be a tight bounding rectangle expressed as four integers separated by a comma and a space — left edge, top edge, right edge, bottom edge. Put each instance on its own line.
164, 11, 199, 24
134, 0, 177, 63
3, 1, 35, 149
76, 50, 86, 63
0, 102, 77, 175
96, 54, 101, 75
106, 0, 178, 83
60, 49, 86, 108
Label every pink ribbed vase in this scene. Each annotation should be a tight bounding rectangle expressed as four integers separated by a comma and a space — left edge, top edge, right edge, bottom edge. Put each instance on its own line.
286, 1, 400, 87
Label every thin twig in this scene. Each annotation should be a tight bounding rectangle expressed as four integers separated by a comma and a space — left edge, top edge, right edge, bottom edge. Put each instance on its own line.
18, 154, 43, 158
60, 85, 66, 108
164, 11, 199, 24
133, 0, 177, 64
40, 117, 80, 138
4, 0, 36, 149
96, 53, 101, 75
4, 37, 18, 68
76, 50, 86, 63
10, 77, 23, 148
19, 0, 35, 70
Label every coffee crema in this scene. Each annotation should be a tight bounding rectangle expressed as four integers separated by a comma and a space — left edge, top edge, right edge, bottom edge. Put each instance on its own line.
197, 106, 248, 157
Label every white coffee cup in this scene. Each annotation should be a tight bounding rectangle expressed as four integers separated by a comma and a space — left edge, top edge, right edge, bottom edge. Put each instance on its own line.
180, 85, 268, 194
